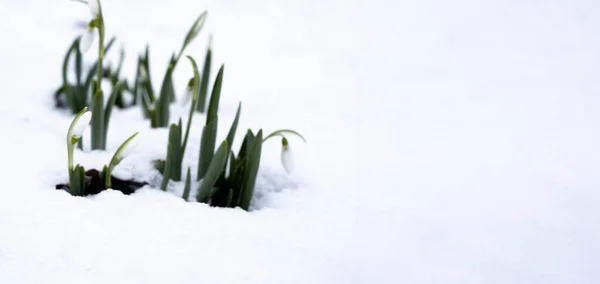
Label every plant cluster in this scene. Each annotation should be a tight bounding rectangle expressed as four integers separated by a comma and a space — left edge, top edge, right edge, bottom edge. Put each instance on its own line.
59, 0, 305, 210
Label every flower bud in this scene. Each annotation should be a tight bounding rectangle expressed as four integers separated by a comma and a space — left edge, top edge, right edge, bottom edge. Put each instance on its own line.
116, 132, 140, 160
280, 137, 294, 174
79, 27, 95, 54
88, 0, 99, 17
70, 111, 91, 140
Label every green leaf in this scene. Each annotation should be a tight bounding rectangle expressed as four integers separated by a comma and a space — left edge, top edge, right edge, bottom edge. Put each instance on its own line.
62, 37, 78, 87
182, 11, 207, 52
206, 64, 224, 124
239, 129, 263, 210
196, 140, 228, 202
91, 88, 105, 150
231, 130, 254, 206
228, 152, 236, 179
103, 81, 123, 145
197, 117, 218, 180
182, 167, 192, 201
168, 122, 182, 181
154, 60, 175, 128
75, 40, 83, 85
69, 164, 86, 196
153, 159, 166, 174
160, 143, 172, 191
225, 102, 242, 148
196, 45, 211, 112
132, 56, 142, 105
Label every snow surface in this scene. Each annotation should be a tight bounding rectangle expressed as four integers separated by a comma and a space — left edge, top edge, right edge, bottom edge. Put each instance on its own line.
1, 0, 600, 283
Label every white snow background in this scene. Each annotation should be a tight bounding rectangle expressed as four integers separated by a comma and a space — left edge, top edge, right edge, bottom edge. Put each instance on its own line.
1, 0, 599, 283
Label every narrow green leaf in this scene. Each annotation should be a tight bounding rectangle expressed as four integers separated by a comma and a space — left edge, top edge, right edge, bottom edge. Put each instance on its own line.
168, 123, 182, 181
239, 129, 263, 210
69, 165, 86, 196
142, 45, 155, 101
153, 159, 166, 174
91, 89, 105, 150
196, 140, 228, 202
75, 40, 82, 85
182, 167, 192, 201
182, 11, 208, 52
197, 117, 218, 180
225, 188, 233, 208
228, 152, 236, 179
62, 38, 78, 87
196, 46, 211, 112
231, 130, 254, 206
155, 62, 174, 128
225, 102, 241, 148
206, 64, 224, 124
160, 143, 172, 191
132, 56, 142, 105
103, 82, 123, 145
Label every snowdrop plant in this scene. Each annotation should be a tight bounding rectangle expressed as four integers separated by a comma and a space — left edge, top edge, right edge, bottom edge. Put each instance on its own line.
155, 56, 305, 210
54, 36, 118, 114
67, 107, 92, 195
64, 108, 141, 195
63, 0, 122, 151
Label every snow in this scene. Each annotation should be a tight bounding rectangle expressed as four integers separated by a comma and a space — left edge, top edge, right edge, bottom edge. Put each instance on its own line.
1, 0, 600, 283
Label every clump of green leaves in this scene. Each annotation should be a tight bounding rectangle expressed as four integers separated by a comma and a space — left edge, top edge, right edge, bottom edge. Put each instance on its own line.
157, 57, 305, 211
133, 12, 208, 128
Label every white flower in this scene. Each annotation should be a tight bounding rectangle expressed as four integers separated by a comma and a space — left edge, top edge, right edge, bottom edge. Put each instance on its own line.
70, 111, 91, 139
88, 0, 100, 18
280, 137, 294, 174
79, 28, 95, 54
116, 132, 140, 160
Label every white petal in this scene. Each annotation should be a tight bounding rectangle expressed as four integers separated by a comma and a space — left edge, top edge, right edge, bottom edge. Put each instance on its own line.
70, 111, 92, 139
88, 0, 99, 17
79, 28, 95, 54
281, 146, 294, 174
117, 133, 140, 160
180, 86, 193, 106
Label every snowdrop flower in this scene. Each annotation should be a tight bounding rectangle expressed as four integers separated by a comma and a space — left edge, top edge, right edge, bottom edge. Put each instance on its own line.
105, 132, 140, 188
79, 28, 95, 54
281, 137, 294, 174
69, 110, 91, 140
116, 132, 140, 160
181, 77, 196, 106
66, 107, 91, 173
78, 0, 100, 54
88, 0, 100, 18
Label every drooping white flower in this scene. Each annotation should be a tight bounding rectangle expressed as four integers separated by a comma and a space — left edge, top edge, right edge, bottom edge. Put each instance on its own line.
181, 78, 195, 106
79, 28, 95, 54
70, 111, 91, 139
116, 132, 140, 160
280, 137, 294, 174
88, 0, 100, 18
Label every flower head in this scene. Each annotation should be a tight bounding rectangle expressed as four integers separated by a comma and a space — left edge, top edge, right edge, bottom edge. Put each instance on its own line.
280, 137, 294, 174
70, 110, 91, 140
116, 132, 140, 161
88, 0, 100, 18
79, 27, 95, 54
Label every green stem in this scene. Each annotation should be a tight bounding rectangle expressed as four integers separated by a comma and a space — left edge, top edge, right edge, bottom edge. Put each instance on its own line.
96, 16, 105, 88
